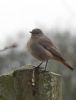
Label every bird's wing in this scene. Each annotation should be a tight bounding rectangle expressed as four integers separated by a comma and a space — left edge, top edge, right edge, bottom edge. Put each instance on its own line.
39, 36, 65, 61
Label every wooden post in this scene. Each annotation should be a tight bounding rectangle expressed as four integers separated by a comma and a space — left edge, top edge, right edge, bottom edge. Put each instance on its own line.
0, 66, 62, 100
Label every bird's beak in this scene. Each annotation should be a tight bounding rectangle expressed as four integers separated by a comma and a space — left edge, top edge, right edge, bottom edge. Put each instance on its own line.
29, 31, 32, 33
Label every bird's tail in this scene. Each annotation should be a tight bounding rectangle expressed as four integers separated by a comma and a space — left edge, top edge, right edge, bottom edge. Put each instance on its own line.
62, 62, 74, 70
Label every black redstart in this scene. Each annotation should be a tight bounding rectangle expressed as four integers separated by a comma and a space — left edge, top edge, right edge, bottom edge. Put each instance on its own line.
27, 28, 74, 70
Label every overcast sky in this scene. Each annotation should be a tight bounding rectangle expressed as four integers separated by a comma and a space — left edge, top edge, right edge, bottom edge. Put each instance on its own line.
0, 0, 76, 48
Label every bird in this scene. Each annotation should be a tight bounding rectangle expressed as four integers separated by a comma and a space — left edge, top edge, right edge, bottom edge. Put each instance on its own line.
27, 28, 74, 70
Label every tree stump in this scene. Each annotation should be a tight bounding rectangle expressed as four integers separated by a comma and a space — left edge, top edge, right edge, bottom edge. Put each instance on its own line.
0, 65, 62, 100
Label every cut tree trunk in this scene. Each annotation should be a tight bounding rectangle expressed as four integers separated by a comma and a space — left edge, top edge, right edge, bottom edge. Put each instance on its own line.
0, 65, 62, 100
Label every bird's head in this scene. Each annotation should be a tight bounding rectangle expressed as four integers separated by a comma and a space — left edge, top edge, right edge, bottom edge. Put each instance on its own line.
30, 28, 43, 35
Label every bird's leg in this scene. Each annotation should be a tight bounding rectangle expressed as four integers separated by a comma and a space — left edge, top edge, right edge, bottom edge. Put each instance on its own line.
45, 60, 48, 70
37, 61, 43, 68
33, 61, 43, 69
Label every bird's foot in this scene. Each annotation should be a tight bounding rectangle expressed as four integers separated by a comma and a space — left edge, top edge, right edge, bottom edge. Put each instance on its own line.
33, 65, 39, 69
32, 65, 48, 72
